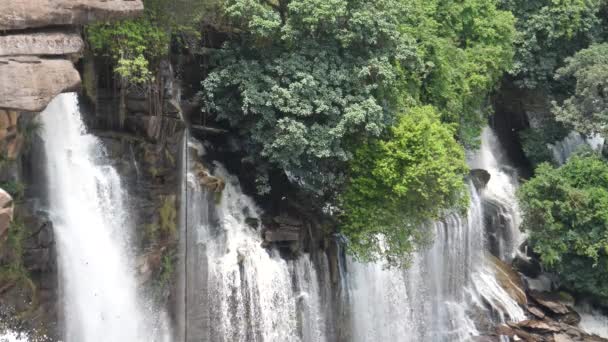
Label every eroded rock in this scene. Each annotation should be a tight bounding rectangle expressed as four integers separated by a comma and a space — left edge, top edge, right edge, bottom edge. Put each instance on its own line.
0, 32, 84, 58
470, 169, 491, 190
529, 291, 571, 315
0, 57, 80, 112
0, 0, 144, 30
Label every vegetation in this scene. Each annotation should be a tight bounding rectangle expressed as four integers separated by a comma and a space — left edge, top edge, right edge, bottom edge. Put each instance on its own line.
519, 153, 608, 299
339, 106, 469, 266
86, 0, 207, 85
203, 0, 420, 195
199, 0, 515, 263
407, 0, 515, 145
552, 43, 608, 136
519, 117, 570, 166
502, 0, 604, 89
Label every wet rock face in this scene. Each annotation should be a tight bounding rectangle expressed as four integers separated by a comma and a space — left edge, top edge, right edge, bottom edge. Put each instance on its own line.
0, 0, 143, 112
470, 169, 491, 190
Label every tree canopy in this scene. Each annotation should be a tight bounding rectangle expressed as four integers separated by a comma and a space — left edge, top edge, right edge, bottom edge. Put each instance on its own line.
502, 0, 604, 89
552, 43, 608, 136
200, 0, 515, 263
339, 106, 469, 266
519, 153, 608, 299
203, 0, 420, 195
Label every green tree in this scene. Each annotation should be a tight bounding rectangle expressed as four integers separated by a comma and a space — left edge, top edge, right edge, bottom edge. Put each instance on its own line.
519, 153, 608, 299
552, 43, 608, 136
339, 106, 469, 266
203, 0, 420, 194
406, 0, 515, 145
502, 0, 604, 89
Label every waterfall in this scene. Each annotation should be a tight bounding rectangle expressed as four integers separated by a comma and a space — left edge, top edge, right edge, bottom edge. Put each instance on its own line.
548, 131, 604, 165
345, 127, 525, 341
181, 138, 330, 342
40, 93, 168, 342
576, 303, 608, 338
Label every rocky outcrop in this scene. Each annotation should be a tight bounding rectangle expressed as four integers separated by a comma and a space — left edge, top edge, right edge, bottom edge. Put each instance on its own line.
0, 32, 84, 57
471, 169, 491, 190
0, 57, 81, 112
0, 0, 143, 30
497, 319, 606, 341
0, 0, 143, 112
0, 189, 14, 243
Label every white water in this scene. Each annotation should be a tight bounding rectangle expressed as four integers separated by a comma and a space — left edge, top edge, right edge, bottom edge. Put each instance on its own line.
0, 332, 29, 342
40, 93, 168, 342
577, 304, 608, 338
346, 127, 525, 341
469, 128, 523, 261
549, 131, 604, 165
182, 140, 329, 342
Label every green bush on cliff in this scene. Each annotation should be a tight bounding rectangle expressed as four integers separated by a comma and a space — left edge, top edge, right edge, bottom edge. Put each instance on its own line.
86, 0, 207, 84
518, 153, 608, 299
339, 106, 469, 266
87, 18, 169, 84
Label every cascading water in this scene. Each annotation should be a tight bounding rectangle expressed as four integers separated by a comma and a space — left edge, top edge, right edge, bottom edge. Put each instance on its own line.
549, 131, 605, 165
181, 138, 330, 342
40, 93, 168, 342
345, 127, 525, 342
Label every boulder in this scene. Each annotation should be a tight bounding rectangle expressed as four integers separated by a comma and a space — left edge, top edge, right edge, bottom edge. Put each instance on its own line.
0, 188, 14, 243
528, 306, 546, 319
516, 320, 561, 334
0, 57, 80, 112
0, 0, 144, 30
470, 169, 491, 190
529, 291, 571, 315
0, 32, 84, 57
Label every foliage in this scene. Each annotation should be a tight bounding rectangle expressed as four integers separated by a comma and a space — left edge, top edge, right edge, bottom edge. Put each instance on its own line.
552, 43, 608, 136
0, 180, 24, 202
406, 0, 515, 146
203, 0, 420, 195
87, 18, 169, 84
86, 0, 208, 84
339, 106, 469, 266
518, 153, 608, 299
502, 0, 604, 89
519, 117, 571, 166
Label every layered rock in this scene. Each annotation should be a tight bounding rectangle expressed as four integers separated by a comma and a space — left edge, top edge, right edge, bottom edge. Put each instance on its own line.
0, 0, 144, 113
0, 57, 81, 112
0, 0, 143, 30
0, 32, 84, 57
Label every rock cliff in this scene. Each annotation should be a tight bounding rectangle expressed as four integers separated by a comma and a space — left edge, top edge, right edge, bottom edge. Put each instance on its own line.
0, 0, 144, 112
